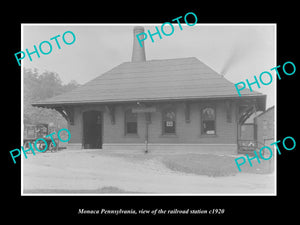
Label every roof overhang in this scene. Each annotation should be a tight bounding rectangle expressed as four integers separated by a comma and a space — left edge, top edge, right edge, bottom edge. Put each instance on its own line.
32, 94, 266, 111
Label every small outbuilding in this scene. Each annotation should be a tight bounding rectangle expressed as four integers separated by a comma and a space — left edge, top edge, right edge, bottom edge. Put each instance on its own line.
32, 26, 266, 154
254, 106, 275, 146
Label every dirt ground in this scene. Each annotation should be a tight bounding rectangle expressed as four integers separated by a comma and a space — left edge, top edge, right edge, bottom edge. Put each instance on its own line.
22, 149, 276, 195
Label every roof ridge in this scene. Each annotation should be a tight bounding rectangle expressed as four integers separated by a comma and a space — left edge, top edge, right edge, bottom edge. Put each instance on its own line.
121, 56, 199, 64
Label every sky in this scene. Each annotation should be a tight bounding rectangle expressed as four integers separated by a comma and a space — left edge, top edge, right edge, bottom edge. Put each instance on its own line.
22, 24, 276, 108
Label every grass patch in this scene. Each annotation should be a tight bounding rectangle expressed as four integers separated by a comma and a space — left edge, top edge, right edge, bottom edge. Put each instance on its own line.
161, 154, 274, 177
23, 186, 138, 194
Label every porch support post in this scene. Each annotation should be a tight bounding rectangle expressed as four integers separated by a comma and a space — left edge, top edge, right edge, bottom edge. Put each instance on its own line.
145, 112, 150, 153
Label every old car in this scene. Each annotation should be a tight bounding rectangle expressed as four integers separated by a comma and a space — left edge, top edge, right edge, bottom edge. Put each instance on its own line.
23, 123, 59, 152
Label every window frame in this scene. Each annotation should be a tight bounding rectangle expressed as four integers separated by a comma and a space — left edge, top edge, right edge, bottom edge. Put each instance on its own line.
124, 108, 138, 136
161, 106, 177, 135
200, 105, 217, 136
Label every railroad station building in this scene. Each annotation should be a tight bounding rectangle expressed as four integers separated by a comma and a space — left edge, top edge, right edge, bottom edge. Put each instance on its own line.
33, 26, 266, 154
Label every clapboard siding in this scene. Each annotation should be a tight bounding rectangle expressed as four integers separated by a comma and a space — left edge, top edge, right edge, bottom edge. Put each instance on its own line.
98, 100, 238, 145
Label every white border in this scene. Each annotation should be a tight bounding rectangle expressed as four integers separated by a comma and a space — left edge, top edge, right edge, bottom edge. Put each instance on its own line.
21, 23, 277, 196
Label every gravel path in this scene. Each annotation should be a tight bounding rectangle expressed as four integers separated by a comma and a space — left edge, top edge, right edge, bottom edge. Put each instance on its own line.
22, 150, 275, 195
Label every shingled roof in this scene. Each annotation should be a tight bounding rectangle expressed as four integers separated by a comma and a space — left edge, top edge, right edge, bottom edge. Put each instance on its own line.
32, 57, 265, 108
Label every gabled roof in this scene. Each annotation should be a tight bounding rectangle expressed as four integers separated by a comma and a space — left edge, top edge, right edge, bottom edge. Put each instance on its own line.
32, 57, 265, 107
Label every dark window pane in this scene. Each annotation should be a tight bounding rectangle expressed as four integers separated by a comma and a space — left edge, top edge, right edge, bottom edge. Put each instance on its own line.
202, 107, 216, 135
163, 111, 175, 120
163, 108, 176, 134
126, 122, 137, 134
202, 107, 215, 120
164, 121, 176, 134
203, 120, 215, 134
125, 109, 137, 134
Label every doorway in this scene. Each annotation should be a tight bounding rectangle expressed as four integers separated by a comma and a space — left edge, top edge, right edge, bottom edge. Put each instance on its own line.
83, 110, 102, 149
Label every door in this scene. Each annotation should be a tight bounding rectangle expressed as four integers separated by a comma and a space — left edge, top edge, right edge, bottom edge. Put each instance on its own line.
83, 110, 102, 149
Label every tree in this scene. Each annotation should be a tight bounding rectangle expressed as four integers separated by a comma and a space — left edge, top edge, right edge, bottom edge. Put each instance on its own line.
23, 68, 80, 127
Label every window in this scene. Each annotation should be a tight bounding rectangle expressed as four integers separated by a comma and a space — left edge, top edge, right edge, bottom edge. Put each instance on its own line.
125, 109, 137, 135
162, 108, 176, 134
201, 107, 216, 135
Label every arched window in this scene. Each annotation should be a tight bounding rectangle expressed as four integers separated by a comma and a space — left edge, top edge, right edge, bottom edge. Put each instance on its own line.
125, 109, 137, 135
162, 108, 176, 134
201, 107, 216, 135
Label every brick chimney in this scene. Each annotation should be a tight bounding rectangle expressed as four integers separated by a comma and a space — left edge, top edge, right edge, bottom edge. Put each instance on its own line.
132, 26, 146, 62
